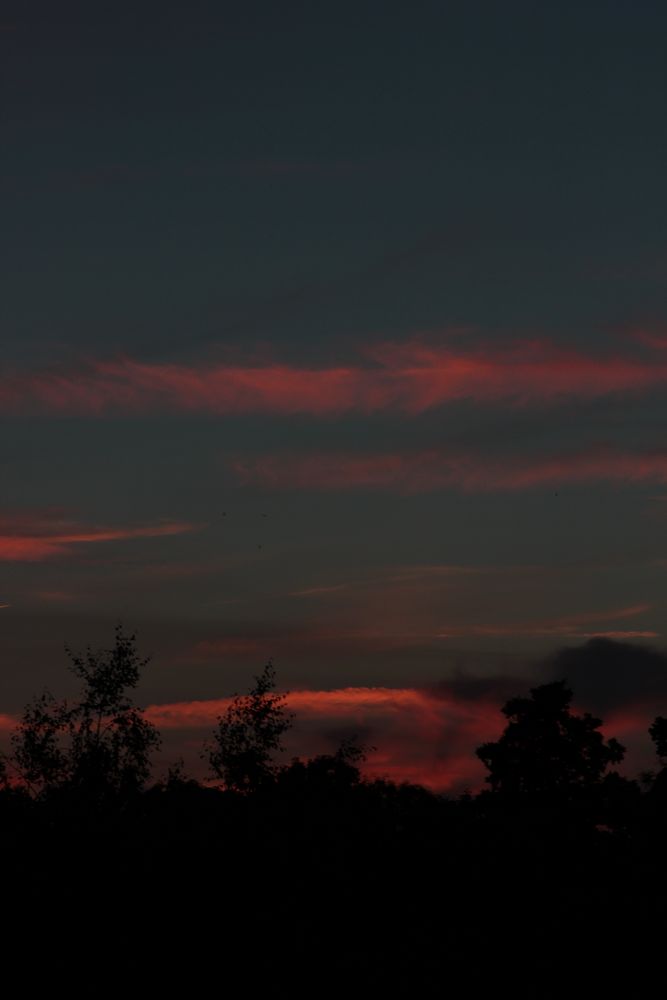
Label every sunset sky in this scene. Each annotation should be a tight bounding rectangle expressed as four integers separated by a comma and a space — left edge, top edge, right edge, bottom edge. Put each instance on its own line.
2, 2, 667, 791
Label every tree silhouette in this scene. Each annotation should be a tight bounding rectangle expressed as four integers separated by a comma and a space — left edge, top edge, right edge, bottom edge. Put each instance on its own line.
649, 716, 667, 764
8, 624, 161, 800
644, 716, 667, 800
204, 660, 294, 792
476, 679, 625, 802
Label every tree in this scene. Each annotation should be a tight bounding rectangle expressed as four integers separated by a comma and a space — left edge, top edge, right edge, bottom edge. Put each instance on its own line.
204, 660, 294, 793
476, 679, 625, 802
644, 716, 667, 799
649, 716, 667, 765
7, 624, 161, 800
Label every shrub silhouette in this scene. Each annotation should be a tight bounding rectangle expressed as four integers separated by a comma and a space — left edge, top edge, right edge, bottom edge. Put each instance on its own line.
278, 738, 371, 798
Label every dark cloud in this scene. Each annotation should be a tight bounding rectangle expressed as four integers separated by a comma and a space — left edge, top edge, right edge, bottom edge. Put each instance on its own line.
429, 674, 531, 706
546, 637, 667, 714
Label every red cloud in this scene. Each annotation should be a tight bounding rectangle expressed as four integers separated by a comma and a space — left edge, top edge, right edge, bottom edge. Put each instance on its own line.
146, 687, 442, 729
0, 513, 197, 562
231, 447, 667, 492
146, 685, 503, 792
3, 336, 667, 416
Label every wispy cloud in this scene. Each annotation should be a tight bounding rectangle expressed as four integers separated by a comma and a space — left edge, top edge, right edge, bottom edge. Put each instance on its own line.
32, 591, 76, 603
231, 445, 667, 492
289, 583, 350, 597
579, 631, 658, 639
0, 512, 199, 562
288, 565, 490, 599
435, 603, 656, 639
3, 335, 667, 416
188, 604, 655, 665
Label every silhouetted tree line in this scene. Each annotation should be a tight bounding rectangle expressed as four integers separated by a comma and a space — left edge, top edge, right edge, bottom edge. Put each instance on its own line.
2, 625, 667, 988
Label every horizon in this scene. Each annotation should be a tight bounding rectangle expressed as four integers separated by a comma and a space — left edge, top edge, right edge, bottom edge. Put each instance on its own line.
1, 628, 665, 795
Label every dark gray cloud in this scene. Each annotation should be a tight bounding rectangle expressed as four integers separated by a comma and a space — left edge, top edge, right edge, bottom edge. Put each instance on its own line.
546, 637, 667, 714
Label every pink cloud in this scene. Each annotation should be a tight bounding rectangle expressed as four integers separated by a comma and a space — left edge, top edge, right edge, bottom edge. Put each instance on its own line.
3, 335, 667, 417
230, 446, 667, 492
0, 513, 198, 562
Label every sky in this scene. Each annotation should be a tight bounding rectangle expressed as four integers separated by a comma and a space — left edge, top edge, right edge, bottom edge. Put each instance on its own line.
2, 1, 667, 791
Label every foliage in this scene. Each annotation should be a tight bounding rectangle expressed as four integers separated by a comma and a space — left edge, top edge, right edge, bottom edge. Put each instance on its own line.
278, 737, 372, 795
475, 679, 625, 801
204, 660, 294, 792
649, 716, 667, 764
7, 624, 161, 799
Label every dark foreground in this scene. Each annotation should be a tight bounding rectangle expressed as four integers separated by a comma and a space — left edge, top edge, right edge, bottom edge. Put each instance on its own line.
4, 632, 665, 990
3, 771, 667, 991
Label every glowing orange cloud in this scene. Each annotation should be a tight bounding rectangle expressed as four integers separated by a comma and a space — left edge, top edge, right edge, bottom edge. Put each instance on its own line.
146, 687, 442, 729
146, 685, 504, 792
3, 336, 667, 416
231, 447, 667, 492
0, 515, 198, 562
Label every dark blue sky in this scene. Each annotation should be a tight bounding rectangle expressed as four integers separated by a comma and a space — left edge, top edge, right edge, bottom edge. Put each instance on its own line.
2, 2, 667, 789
